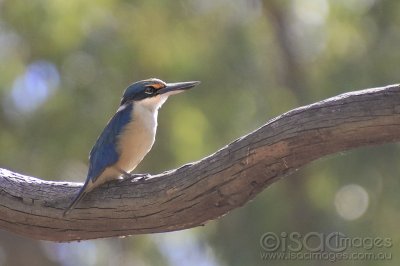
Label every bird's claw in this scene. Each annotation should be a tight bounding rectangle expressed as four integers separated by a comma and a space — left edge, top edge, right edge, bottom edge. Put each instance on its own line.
127, 173, 151, 183
116, 168, 150, 182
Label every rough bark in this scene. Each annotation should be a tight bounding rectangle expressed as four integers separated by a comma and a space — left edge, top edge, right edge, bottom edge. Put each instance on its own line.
1, 84, 400, 242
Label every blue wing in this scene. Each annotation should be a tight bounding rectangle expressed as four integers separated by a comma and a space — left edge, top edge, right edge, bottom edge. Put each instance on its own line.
63, 103, 134, 216
87, 103, 133, 182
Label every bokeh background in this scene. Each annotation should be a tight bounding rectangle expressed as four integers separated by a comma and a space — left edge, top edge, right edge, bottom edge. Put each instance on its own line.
1, 0, 400, 265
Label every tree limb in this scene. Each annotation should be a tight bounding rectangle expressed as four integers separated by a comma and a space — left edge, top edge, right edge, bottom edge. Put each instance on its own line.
1, 84, 400, 242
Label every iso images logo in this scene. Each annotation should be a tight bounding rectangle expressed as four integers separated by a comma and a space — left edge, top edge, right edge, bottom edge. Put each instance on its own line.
259, 232, 392, 262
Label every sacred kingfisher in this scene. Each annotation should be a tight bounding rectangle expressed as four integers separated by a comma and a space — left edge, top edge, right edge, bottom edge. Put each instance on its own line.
63, 78, 200, 216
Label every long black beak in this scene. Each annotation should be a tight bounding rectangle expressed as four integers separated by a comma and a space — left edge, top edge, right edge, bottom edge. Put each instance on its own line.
158, 81, 200, 95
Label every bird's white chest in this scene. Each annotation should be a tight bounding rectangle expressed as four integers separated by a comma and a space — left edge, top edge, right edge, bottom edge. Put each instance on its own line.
116, 103, 158, 172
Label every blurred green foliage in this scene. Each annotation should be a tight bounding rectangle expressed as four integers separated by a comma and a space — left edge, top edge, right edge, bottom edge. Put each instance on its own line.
0, 0, 400, 265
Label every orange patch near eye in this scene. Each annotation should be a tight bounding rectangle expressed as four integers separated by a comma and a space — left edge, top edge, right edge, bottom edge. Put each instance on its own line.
151, 83, 165, 89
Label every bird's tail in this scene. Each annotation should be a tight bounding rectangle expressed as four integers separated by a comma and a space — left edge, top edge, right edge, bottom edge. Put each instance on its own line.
63, 181, 89, 217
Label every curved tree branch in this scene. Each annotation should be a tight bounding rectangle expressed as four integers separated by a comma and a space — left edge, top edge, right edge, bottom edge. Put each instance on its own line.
1, 84, 400, 242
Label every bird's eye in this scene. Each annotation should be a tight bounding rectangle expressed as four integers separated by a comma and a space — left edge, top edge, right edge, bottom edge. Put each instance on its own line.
145, 87, 156, 95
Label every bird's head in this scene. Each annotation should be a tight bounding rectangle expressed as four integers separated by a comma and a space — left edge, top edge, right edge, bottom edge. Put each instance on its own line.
121, 78, 200, 110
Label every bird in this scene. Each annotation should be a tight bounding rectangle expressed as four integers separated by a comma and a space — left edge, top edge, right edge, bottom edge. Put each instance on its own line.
63, 78, 200, 216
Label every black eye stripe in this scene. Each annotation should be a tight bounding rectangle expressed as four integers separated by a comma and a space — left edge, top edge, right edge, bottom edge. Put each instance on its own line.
145, 87, 156, 94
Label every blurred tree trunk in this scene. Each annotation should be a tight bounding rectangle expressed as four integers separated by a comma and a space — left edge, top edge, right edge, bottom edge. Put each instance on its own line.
262, 0, 309, 102
262, 0, 313, 229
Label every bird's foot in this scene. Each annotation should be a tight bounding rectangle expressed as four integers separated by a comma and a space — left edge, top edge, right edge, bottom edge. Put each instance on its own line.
126, 173, 151, 183
115, 167, 151, 183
